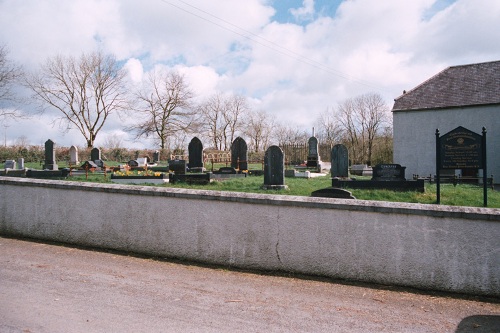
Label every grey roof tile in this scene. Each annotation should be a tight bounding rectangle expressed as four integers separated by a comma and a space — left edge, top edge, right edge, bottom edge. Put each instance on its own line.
392, 60, 500, 111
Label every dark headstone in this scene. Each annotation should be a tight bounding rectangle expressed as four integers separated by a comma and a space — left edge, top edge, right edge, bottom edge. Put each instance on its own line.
306, 136, 320, 168
231, 137, 248, 171
371, 164, 406, 181
17, 158, 24, 169
153, 150, 160, 163
127, 160, 139, 167
188, 137, 204, 170
331, 144, 349, 178
81, 161, 98, 170
91, 147, 101, 162
43, 139, 58, 170
169, 159, 187, 174
4, 160, 16, 169
311, 187, 356, 199
218, 167, 237, 174
263, 145, 287, 190
94, 159, 105, 168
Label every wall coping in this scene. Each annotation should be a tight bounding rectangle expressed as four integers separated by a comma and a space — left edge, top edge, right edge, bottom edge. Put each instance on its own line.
1, 176, 499, 221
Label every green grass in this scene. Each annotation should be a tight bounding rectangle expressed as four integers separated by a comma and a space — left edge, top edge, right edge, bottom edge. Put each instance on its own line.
6, 162, 499, 208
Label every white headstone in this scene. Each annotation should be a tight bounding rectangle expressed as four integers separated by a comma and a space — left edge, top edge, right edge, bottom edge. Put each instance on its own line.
136, 157, 148, 166
69, 145, 79, 164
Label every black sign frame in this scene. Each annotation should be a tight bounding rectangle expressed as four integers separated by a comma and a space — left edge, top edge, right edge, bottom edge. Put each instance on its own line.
435, 126, 487, 206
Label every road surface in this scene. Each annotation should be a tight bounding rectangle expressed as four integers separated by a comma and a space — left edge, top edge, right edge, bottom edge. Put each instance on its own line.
1, 237, 499, 332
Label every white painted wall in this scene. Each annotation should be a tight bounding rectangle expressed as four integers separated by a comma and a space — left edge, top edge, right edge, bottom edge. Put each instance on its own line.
393, 105, 499, 181
1, 177, 499, 297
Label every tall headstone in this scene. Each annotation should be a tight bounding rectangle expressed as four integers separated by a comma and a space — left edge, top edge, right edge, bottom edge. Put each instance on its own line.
91, 147, 101, 162
231, 137, 248, 171
306, 136, 321, 170
188, 137, 204, 172
69, 145, 79, 165
331, 144, 349, 178
153, 150, 160, 163
43, 139, 58, 170
17, 158, 24, 169
262, 145, 288, 190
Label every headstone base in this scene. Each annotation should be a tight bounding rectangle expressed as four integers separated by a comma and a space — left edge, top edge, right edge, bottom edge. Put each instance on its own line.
43, 164, 59, 170
261, 185, 289, 190
332, 178, 425, 192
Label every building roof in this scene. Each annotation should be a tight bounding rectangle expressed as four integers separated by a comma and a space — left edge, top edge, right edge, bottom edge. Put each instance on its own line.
392, 60, 500, 111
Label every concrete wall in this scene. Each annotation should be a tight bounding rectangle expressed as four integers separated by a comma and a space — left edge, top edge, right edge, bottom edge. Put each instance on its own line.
393, 104, 500, 181
1, 177, 499, 297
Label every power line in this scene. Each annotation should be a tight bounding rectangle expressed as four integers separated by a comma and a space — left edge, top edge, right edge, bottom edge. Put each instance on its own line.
160, 0, 388, 91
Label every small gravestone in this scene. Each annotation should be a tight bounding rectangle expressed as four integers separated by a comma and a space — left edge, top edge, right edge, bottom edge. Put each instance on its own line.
188, 137, 204, 172
136, 157, 148, 167
169, 159, 187, 174
331, 144, 349, 178
371, 164, 406, 181
17, 158, 24, 169
81, 161, 98, 170
231, 137, 248, 171
311, 188, 355, 199
153, 150, 160, 163
91, 147, 101, 162
306, 136, 321, 171
5, 160, 16, 169
69, 145, 79, 165
127, 160, 139, 167
262, 145, 288, 190
218, 167, 237, 174
43, 139, 58, 170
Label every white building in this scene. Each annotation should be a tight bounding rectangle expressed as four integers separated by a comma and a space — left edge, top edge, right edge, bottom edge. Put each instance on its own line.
392, 60, 499, 183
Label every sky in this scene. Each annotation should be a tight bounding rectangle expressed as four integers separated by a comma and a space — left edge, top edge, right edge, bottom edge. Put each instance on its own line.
1, 0, 499, 149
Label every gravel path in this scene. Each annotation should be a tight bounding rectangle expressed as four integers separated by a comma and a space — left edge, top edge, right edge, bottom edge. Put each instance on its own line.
1, 237, 499, 333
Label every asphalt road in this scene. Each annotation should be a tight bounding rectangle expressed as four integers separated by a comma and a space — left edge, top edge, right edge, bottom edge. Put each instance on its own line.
1, 237, 499, 333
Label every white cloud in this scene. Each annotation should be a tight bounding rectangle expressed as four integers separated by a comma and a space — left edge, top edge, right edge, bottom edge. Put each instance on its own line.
290, 0, 316, 22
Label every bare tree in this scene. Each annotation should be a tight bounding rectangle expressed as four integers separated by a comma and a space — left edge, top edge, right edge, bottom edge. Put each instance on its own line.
244, 109, 273, 152
316, 107, 343, 147
198, 93, 247, 150
223, 94, 248, 148
128, 69, 194, 149
273, 123, 308, 146
198, 93, 226, 150
336, 93, 390, 165
0, 45, 24, 120
26, 51, 128, 147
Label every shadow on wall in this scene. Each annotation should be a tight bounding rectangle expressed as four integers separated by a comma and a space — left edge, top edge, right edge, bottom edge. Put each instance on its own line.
455, 315, 500, 332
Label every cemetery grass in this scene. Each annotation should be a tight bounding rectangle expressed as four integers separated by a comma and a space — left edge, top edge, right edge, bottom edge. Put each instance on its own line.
66, 172, 500, 208
12, 163, 500, 207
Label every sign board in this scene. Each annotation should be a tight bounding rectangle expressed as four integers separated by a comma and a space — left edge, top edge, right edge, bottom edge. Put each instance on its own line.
435, 126, 487, 207
439, 126, 483, 169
